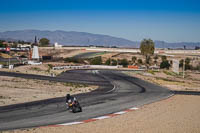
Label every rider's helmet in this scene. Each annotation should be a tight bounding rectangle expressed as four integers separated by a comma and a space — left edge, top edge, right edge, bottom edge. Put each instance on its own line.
66, 94, 71, 100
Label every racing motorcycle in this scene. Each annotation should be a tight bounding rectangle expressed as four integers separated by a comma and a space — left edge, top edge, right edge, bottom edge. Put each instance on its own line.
67, 100, 82, 113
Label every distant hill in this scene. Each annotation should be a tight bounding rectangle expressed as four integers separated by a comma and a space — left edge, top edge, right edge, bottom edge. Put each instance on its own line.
0, 30, 200, 49
0, 30, 139, 47
154, 40, 200, 49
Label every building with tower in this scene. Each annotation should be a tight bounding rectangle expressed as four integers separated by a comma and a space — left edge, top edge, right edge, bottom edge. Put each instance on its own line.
28, 36, 42, 65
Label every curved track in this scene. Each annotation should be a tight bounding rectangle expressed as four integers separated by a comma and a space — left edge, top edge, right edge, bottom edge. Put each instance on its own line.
73, 52, 105, 59
0, 70, 172, 131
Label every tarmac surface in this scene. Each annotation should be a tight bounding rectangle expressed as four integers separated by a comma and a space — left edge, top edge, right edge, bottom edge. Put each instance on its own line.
73, 51, 104, 59
0, 70, 172, 131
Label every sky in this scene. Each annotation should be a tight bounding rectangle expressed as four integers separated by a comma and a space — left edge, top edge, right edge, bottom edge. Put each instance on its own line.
0, 0, 200, 42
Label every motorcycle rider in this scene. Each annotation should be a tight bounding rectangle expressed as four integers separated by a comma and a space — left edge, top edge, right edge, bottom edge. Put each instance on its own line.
66, 94, 76, 103
66, 94, 77, 109
66, 94, 82, 112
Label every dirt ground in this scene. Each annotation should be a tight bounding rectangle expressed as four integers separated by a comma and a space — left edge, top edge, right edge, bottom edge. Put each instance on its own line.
0, 62, 72, 76
2, 70, 200, 133
0, 76, 97, 106
124, 70, 200, 92
39, 48, 98, 58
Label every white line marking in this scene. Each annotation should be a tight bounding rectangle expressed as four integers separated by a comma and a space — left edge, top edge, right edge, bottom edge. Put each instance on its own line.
106, 84, 116, 93
96, 70, 99, 74
129, 107, 139, 110
58, 122, 83, 126
168, 93, 175, 98
92, 70, 99, 74
94, 116, 111, 120
163, 93, 175, 100
114, 111, 127, 115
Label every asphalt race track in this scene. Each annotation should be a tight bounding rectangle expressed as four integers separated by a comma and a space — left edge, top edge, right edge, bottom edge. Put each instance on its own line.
0, 70, 172, 131
73, 52, 104, 59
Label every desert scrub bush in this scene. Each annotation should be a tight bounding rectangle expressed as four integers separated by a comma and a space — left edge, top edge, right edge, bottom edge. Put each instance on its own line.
118, 58, 129, 67
163, 70, 179, 76
46, 64, 53, 73
160, 60, 170, 69
63, 82, 73, 87
0, 95, 6, 99
30, 67, 42, 71
155, 77, 185, 83
82, 84, 88, 87
47, 64, 53, 69
147, 70, 155, 75
63, 82, 88, 88
64, 57, 84, 63
90, 56, 102, 65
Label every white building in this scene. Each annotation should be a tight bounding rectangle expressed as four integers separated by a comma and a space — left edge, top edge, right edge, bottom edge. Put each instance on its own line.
32, 46, 39, 60
17, 44, 32, 48
28, 46, 42, 65
54, 42, 62, 48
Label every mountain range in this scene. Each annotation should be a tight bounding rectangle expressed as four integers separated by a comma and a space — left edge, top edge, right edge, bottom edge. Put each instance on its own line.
0, 30, 199, 49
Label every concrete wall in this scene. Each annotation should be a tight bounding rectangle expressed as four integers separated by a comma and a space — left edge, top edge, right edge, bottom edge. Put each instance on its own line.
53, 65, 120, 70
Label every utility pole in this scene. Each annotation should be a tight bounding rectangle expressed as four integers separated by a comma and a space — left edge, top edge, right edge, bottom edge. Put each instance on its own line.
9, 56, 10, 66
6, 47, 10, 67
183, 45, 186, 78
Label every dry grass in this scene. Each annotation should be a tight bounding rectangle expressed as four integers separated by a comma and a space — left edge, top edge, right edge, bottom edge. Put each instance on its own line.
124, 70, 200, 91
0, 76, 97, 106
0, 62, 71, 76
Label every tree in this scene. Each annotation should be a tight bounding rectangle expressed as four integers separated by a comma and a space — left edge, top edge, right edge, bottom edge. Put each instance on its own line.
132, 56, 137, 64
185, 58, 191, 65
111, 59, 117, 66
137, 59, 143, 64
119, 59, 129, 67
105, 58, 111, 65
160, 55, 170, 69
154, 55, 158, 64
0, 43, 4, 48
160, 60, 170, 69
0, 40, 5, 47
0, 40, 5, 43
12, 42, 18, 48
18, 40, 25, 44
180, 58, 192, 70
90, 56, 102, 65
195, 46, 200, 50
140, 39, 155, 64
179, 59, 184, 68
39, 38, 50, 47
194, 64, 200, 71
161, 55, 167, 62
146, 56, 151, 64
